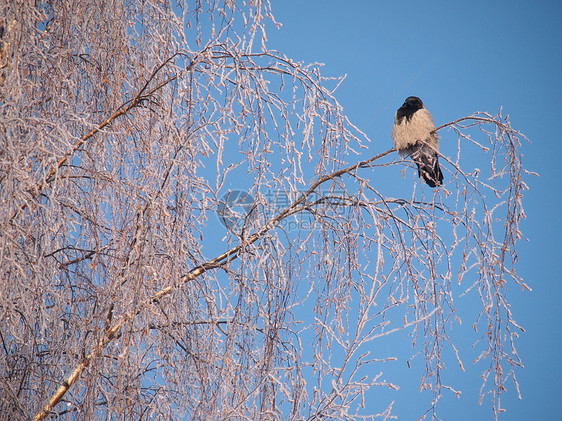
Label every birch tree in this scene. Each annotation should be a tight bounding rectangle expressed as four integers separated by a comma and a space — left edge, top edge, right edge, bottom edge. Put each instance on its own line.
0, 1, 530, 420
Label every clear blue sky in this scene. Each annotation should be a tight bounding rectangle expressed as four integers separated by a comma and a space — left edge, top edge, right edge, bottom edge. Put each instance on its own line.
263, 1, 561, 419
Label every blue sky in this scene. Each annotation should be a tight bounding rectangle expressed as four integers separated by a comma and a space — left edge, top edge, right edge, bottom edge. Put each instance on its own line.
262, 1, 562, 419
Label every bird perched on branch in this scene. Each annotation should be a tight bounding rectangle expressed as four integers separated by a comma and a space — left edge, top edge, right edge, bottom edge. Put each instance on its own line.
391, 96, 443, 187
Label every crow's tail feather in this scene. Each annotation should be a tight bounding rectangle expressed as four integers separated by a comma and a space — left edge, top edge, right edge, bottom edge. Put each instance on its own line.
412, 146, 443, 188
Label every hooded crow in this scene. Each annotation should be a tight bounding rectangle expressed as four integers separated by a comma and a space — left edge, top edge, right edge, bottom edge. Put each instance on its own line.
391, 96, 443, 187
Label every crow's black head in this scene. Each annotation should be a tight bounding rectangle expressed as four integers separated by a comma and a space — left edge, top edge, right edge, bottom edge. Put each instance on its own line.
396, 96, 424, 122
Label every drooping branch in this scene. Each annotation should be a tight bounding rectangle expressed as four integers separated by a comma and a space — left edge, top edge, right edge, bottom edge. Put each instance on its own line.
32, 144, 395, 420
10, 52, 196, 223
31, 111, 528, 420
